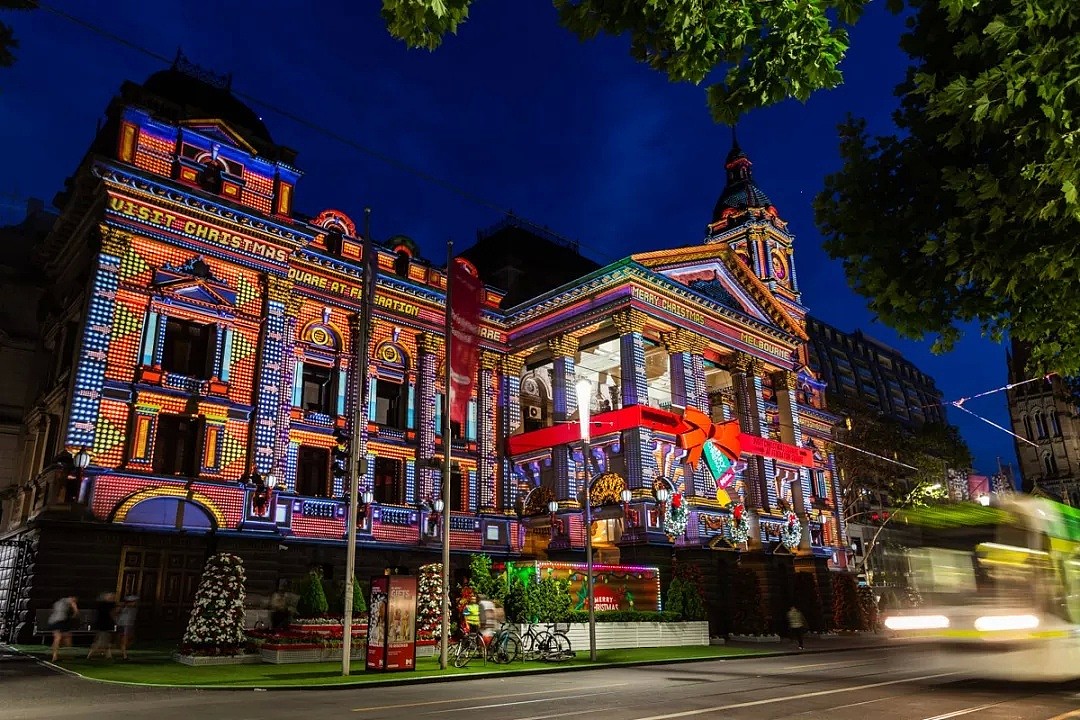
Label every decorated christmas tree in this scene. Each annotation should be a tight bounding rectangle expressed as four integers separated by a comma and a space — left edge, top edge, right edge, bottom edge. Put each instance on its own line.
857, 585, 879, 631
180, 553, 247, 655
831, 573, 864, 631
417, 563, 444, 641
730, 566, 767, 635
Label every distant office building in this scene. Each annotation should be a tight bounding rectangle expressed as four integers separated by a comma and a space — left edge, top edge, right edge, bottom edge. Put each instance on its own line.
1006, 339, 1080, 504
0, 199, 56, 501
459, 217, 600, 308
805, 317, 946, 426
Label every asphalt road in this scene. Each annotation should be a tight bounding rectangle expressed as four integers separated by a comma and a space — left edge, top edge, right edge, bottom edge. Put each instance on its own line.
2, 647, 1078, 720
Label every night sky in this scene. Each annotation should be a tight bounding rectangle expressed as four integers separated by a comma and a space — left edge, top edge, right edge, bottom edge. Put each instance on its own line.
1, 1, 1018, 476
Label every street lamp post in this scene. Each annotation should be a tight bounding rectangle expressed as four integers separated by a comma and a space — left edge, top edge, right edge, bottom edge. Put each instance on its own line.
547, 499, 559, 540
575, 378, 597, 662
72, 447, 91, 504
620, 488, 633, 528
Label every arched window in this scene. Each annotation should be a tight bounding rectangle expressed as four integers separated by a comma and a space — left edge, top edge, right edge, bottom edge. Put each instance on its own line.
1035, 412, 1048, 439
372, 341, 412, 430
394, 250, 410, 278
1044, 452, 1058, 477
294, 315, 346, 417
1023, 414, 1033, 440
1051, 411, 1062, 437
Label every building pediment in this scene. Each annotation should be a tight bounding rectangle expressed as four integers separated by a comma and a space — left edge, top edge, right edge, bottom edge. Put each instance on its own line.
152, 257, 236, 307
632, 245, 807, 341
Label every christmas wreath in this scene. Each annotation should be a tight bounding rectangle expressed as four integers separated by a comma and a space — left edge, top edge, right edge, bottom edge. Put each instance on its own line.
729, 502, 750, 545
662, 493, 689, 539
779, 512, 801, 550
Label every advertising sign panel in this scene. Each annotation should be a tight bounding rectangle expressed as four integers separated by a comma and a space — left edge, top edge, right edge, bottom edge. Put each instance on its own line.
506, 562, 660, 613
366, 575, 417, 671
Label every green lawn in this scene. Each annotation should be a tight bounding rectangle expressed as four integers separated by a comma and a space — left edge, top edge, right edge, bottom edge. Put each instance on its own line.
14, 644, 775, 689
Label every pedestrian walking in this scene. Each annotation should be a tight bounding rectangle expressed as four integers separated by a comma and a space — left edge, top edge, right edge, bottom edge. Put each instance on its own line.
787, 605, 806, 650
47, 595, 79, 663
87, 592, 118, 659
116, 595, 138, 660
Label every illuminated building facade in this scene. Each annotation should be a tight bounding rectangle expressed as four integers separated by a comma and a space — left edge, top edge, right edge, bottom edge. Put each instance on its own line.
0, 64, 847, 641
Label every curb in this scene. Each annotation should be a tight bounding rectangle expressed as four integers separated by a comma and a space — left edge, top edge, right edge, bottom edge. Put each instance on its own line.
8, 643, 885, 692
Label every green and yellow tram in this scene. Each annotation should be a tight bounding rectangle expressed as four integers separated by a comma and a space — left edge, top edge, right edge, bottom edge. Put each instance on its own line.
883, 496, 1080, 681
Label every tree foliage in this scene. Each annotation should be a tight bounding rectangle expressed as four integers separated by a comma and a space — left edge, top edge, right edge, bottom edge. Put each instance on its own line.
665, 561, 706, 621
297, 570, 329, 618
816, 0, 1080, 374
730, 566, 767, 635
380, 0, 868, 124
832, 394, 970, 518
831, 573, 864, 631
0, 1, 36, 69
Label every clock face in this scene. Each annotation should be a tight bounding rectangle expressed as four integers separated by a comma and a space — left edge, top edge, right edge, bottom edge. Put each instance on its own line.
771, 253, 787, 280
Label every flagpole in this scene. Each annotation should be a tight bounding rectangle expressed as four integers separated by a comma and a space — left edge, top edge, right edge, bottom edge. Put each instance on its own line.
343, 208, 374, 675
440, 239, 453, 670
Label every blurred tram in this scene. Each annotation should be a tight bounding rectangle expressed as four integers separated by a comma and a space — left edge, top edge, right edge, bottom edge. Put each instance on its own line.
882, 496, 1080, 681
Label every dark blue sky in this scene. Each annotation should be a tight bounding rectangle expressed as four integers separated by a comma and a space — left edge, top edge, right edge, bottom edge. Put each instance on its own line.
1, 1, 1017, 475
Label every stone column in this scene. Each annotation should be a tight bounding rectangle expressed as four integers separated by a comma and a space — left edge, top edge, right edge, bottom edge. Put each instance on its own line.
662, 329, 702, 497
246, 275, 289, 478
731, 353, 768, 511
772, 369, 811, 551
611, 309, 656, 491
547, 335, 578, 500
477, 350, 500, 511
66, 227, 129, 451
500, 354, 525, 509
416, 332, 442, 501
275, 287, 302, 490
689, 335, 710, 414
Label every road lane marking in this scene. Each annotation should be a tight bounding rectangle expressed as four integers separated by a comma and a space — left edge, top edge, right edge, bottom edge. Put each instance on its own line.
1045, 712, 1080, 720
815, 693, 904, 712
513, 708, 613, 720
922, 704, 1003, 720
782, 660, 874, 670
351, 683, 626, 712
625, 672, 956, 720
435, 689, 622, 713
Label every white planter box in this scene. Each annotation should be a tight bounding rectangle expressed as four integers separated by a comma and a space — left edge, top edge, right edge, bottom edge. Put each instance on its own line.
416, 643, 438, 658
175, 653, 262, 666
259, 646, 365, 664
560, 622, 709, 650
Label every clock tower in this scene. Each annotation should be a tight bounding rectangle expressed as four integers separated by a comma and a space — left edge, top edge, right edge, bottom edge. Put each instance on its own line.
705, 133, 804, 320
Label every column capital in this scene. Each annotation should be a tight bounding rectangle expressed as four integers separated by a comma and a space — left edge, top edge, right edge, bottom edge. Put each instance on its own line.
771, 369, 799, 391
98, 225, 131, 256
611, 309, 648, 336
417, 332, 443, 354
547, 334, 579, 359
688, 333, 709, 355
265, 275, 293, 305
660, 329, 692, 354
502, 355, 525, 377
480, 350, 501, 371
730, 352, 758, 375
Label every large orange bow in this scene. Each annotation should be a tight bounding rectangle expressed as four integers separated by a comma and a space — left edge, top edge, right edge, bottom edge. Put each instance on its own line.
677, 407, 741, 471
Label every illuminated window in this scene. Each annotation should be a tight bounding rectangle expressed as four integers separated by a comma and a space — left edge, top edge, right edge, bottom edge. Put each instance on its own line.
374, 457, 404, 505
153, 414, 201, 477
296, 446, 330, 497
162, 318, 216, 379
374, 379, 408, 429
1035, 412, 1048, 439
1051, 412, 1062, 437
301, 364, 334, 414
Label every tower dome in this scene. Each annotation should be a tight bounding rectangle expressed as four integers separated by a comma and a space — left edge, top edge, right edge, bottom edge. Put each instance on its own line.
710, 132, 778, 228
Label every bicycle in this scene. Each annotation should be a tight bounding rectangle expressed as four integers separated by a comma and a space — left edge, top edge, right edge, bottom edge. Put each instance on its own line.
451, 624, 521, 667
538, 622, 573, 662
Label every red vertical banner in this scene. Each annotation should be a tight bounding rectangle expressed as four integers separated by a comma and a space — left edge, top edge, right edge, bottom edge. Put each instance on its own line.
449, 258, 483, 425
385, 575, 418, 670
365, 576, 388, 671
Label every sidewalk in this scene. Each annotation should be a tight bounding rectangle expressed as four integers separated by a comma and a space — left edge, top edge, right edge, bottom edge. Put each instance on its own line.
7, 636, 886, 690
